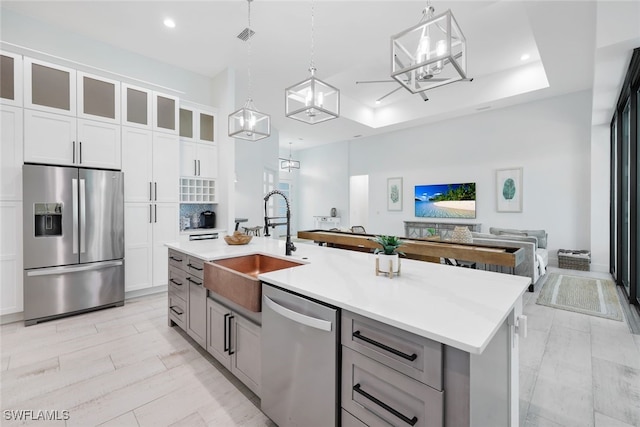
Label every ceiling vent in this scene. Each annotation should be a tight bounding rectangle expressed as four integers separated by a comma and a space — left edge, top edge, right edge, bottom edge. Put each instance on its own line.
237, 28, 255, 41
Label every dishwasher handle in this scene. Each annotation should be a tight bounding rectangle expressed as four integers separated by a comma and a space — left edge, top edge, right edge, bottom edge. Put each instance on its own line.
263, 295, 332, 332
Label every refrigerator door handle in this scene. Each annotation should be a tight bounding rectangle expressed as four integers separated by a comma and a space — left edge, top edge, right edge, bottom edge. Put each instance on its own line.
26, 260, 124, 277
80, 179, 86, 253
263, 295, 332, 331
154, 182, 158, 201
72, 178, 78, 254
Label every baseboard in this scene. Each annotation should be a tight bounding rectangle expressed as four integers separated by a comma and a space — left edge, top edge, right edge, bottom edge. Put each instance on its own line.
125, 285, 168, 301
0, 312, 24, 325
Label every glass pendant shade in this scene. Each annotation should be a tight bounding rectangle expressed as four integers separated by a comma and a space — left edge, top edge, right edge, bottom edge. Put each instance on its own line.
391, 9, 467, 94
280, 158, 300, 171
285, 69, 339, 124
228, 101, 271, 142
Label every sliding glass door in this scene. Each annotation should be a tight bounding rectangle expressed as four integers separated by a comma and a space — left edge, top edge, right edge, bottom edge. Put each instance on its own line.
611, 48, 639, 307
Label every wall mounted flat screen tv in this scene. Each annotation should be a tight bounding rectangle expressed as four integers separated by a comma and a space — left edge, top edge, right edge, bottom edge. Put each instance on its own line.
414, 182, 476, 218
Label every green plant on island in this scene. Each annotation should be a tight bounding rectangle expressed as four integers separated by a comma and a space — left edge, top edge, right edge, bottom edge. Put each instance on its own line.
370, 235, 406, 256
430, 183, 476, 201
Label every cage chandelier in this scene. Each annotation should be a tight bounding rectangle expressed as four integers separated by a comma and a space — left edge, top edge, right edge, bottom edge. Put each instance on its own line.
285, 0, 339, 124
391, 1, 468, 94
280, 142, 300, 172
228, 0, 271, 141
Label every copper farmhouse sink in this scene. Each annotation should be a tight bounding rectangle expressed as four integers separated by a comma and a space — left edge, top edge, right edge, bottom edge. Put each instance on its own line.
204, 254, 303, 312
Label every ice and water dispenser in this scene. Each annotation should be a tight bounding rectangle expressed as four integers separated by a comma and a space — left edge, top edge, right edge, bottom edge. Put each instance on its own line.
34, 203, 63, 237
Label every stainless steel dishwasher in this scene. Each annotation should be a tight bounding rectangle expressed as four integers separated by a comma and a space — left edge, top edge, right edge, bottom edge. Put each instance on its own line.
261, 283, 339, 427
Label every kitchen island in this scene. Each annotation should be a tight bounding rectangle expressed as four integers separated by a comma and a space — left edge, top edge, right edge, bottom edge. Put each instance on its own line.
166, 237, 530, 427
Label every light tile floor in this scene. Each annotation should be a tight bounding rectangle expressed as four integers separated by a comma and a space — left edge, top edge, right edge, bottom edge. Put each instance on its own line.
0, 267, 638, 426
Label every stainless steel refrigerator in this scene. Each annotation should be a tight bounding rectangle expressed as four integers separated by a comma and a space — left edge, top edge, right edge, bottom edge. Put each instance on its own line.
23, 164, 125, 325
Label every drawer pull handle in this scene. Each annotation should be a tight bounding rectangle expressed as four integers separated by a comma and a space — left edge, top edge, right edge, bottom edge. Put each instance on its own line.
169, 256, 182, 262
223, 313, 230, 352
353, 331, 418, 361
353, 383, 418, 426
169, 306, 184, 316
169, 278, 182, 286
186, 277, 202, 286
227, 315, 235, 355
187, 263, 203, 271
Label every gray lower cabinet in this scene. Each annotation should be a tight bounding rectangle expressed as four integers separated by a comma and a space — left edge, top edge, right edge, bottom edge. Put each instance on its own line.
206, 296, 261, 396
187, 275, 206, 347
341, 310, 444, 427
168, 250, 206, 347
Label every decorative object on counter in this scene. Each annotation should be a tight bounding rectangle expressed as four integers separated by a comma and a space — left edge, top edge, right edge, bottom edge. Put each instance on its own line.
224, 231, 253, 245
228, 0, 271, 141
450, 226, 473, 243
391, 1, 468, 96
280, 142, 300, 172
285, 0, 339, 124
387, 177, 403, 211
370, 235, 405, 278
496, 167, 523, 212
191, 212, 200, 228
181, 216, 191, 231
330, 207, 337, 217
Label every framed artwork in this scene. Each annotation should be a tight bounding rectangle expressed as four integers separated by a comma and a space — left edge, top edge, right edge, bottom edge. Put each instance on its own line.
496, 168, 523, 212
387, 177, 403, 211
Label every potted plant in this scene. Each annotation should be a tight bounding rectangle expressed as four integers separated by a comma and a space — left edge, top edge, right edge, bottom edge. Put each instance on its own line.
370, 235, 405, 274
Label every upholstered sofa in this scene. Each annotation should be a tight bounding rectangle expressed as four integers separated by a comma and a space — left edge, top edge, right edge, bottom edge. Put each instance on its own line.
471, 227, 549, 292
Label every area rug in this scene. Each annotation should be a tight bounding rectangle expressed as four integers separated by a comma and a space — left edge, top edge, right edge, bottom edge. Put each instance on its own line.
536, 272, 623, 321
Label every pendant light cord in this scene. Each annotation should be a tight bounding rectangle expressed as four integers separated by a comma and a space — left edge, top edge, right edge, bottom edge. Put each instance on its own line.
247, 0, 253, 102
309, 0, 315, 73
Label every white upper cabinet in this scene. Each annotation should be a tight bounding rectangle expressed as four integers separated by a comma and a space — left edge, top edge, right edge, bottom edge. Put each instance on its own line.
0, 51, 23, 107
122, 83, 152, 129
77, 71, 120, 124
24, 109, 77, 166
179, 104, 216, 144
24, 57, 76, 116
153, 92, 179, 135
76, 119, 121, 169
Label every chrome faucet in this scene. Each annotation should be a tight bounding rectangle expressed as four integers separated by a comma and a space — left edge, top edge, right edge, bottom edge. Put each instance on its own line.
263, 190, 296, 256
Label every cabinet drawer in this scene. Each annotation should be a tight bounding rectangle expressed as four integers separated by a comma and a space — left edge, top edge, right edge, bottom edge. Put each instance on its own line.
185, 256, 204, 279
168, 292, 187, 331
168, 249, 186, 271
342, 311, 442, 390
342, 347, 443, 427
342, 409, 368, 427
168, 266, 187, 300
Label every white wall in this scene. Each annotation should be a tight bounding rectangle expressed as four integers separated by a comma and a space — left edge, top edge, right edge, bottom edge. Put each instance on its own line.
298, 142, 350, 231
297, 91, 601, 269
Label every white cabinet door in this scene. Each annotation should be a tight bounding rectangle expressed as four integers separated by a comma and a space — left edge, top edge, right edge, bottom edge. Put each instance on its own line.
153, 92, 178, 135
179, 141, 198, 177
152, 203, 178, 287
24, 57, 76, 116
77, 119, 121, 169
152, 132, 179, 203
124, 203, 153, 292
0, 202, 23, 315
1, 106, 23, 201
122, 127, 153, 202
1, 51, 23, 107
197, 143, 218, 178
77, 71, 120, 124
24, 109, 76, 166
122, 84, 152, 129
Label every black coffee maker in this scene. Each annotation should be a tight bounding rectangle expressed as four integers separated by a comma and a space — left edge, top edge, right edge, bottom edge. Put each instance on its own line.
200, 211, 216, 229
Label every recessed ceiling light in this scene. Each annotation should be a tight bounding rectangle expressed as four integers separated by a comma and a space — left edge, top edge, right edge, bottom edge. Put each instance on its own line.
375, 100, 381, 106
520, 53, 530, 61
163, 18, 176, 28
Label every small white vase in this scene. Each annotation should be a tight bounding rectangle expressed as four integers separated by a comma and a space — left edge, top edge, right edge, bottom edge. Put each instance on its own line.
378, 253, 400, 273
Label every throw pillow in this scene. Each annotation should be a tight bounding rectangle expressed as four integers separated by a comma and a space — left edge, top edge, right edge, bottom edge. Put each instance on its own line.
498, 230, 528, 237
451, 226, 473, 243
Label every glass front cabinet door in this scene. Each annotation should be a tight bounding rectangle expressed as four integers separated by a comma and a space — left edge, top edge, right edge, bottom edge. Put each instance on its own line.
0, 51, 23, 107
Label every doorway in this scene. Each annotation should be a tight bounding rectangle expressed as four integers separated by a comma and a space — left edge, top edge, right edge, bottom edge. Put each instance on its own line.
350, 175, 369, 231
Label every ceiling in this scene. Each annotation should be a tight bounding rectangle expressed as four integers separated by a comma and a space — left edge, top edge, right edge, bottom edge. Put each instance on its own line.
1, 1, 603, 150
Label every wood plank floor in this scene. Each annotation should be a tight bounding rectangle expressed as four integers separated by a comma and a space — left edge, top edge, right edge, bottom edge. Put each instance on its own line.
1, 266, 638, 426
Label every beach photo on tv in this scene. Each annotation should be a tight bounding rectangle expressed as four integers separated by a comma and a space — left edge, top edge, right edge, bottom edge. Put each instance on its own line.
414, 183, 476, 218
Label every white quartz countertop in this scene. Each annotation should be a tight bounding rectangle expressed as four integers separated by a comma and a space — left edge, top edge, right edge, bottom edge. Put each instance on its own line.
165, 237, 531, 354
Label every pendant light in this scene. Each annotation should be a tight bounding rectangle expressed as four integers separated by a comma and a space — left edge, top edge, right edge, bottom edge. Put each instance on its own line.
285, 0, 339, 124
391, 1, 467, 94
229, 0, 271, 141
280, 142, 300, 172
